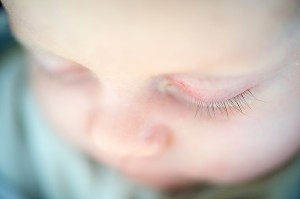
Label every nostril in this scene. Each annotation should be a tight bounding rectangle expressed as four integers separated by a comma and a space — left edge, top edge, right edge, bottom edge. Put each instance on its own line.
136, 124, 172, 157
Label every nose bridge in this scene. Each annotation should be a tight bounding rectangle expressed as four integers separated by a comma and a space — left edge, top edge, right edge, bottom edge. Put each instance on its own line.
93, 75, 142, 126
101, 79, 141, 111
89, 76, 171, 158
99, 88, 143, 142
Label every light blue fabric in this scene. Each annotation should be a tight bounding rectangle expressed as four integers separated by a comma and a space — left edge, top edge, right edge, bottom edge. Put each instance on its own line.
0, 46, 38, 198
0, 177, 29, 199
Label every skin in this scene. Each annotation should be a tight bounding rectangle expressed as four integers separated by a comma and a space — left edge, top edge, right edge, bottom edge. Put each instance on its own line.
2, 0, 300, 190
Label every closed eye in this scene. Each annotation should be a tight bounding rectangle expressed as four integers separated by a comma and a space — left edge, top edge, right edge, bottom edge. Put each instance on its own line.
191, 89, 255, 118
163, 81, 260, 119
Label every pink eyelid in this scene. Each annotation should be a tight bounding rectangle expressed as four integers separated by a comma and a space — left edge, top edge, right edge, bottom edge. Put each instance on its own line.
164, 75, 255, 103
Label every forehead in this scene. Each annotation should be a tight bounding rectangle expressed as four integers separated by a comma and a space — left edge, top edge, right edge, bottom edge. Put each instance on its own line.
5, 0, 300, 77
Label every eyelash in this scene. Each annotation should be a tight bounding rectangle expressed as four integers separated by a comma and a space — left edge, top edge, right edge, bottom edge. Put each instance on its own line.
191, 89, 257, 118
165, 83, 259, 119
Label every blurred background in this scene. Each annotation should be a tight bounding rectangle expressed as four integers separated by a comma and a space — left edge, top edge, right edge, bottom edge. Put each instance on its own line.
0, 2, 15, 53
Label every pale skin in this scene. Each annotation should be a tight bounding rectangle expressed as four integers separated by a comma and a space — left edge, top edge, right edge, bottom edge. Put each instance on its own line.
2, 0, 300, 190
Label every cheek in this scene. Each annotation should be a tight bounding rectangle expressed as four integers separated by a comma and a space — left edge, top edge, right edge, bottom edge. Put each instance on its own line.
174, 115, 300, 184
178, 68, 300, 183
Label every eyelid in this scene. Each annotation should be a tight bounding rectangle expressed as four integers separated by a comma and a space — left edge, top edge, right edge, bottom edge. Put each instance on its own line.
164, 75, 253, 103
162, 77, 257, 118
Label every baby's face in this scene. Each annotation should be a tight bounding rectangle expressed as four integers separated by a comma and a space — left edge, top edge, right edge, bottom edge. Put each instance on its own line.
3, 0, 300, 189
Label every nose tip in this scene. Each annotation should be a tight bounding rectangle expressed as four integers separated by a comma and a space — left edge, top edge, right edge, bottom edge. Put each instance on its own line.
91, 124, 172, 158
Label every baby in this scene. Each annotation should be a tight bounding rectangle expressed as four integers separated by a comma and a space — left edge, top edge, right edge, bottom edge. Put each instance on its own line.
1, 0, 300, 198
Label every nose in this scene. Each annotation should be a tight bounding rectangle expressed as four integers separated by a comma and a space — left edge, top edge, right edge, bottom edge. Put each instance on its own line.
88, 78, 172, 158
91, 120, 172, 158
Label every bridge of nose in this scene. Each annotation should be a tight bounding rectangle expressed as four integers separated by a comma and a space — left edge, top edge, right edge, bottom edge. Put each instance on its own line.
87, 76, 166, 157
